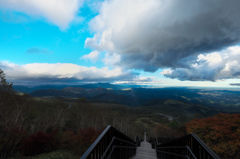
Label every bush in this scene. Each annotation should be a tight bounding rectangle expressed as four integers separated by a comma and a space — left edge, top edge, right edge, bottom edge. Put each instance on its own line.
186, 113, 240, 159
0, 126, 27, 157
21, 130, 58, 156
154, 124, 185, 138
58, 127, 102, 156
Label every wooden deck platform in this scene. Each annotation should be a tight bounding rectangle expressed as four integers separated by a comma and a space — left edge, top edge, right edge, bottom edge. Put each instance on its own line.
133, 131, 157, 159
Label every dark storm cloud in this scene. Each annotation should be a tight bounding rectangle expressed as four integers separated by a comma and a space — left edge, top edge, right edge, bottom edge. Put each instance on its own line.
86, 0, 240, 80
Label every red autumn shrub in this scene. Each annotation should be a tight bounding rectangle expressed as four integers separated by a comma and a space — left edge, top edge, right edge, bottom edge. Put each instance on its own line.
58, 127, 102, 156
186, 113, 240, 159
20, 127, 103, 156
154, 124, 186, 138
79, 127, 98, 144
0, 126, 27, 157
58, 130, 77, 149
21, 130, 58, 156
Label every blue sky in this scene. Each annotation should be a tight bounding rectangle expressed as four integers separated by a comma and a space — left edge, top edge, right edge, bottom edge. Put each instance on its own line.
0, 0, 240, 87
0, 3, 95, 66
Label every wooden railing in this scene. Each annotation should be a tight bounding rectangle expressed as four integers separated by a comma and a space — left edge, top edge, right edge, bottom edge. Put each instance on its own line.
81, 125, 220, 159
149, 134, 220, 159
80, 125, 142, 159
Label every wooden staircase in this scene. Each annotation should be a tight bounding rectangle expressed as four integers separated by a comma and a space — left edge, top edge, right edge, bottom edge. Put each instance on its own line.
133, 130, 157, 159
80, 125, 220, 159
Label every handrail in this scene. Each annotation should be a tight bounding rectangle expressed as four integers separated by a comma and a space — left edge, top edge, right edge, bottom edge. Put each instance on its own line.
101, 137, 136, 159
157, 146, 197, 159
80, 125, 142, 159
81, 126, 220, 159
185, 145, 197, 159
80, 125, 111, 159
106, 145, 137, 159
135, 135, 141, 146
149, 133, 220, 159
148, 137, 175, 148
159, 133, 220, 159
156, 150, 189, 158
191, 133, 219, 159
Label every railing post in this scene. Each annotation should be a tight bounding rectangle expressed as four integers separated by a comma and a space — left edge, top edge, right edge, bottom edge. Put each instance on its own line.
144, 128, 146, 141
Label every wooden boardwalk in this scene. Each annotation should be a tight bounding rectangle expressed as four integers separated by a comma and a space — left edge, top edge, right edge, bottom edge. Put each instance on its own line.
133, 131, 157, 159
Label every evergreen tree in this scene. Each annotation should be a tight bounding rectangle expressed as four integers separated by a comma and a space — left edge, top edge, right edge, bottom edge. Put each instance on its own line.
0, 69, 13, 92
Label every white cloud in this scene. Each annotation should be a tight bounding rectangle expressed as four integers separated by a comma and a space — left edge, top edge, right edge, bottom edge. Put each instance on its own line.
164, 46, 240, 81
113, 76, 164, 85
197, 53, 222, 67
0, 61, 136, 84
102, 52, 121, 66
81, 51, 100, 62
160, 69, 173, 75
0, 0, 83, 30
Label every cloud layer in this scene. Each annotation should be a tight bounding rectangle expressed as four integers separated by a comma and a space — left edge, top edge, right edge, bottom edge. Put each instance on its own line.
81, 51, 100, 62
0, 0, 83, 29
161, 46, 240, 81
0, 61, 137, 85
113, 76, 163, 85
85, 0, 240, 80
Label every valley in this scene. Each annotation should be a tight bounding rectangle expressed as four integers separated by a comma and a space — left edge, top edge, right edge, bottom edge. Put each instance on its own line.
13, 83, 240, 113
2, 80, 240, 158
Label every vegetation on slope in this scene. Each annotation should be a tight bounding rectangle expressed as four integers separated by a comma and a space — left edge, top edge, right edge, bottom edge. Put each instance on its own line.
186, 113, 240, 159
0, 69, 142, 158
2, 69, 239, 159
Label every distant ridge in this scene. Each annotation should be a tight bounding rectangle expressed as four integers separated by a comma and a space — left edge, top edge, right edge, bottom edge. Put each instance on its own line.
230, 83, 240, 86
76, 83, 125, 89
13, 83, 125, 93
13, 84, 240, 109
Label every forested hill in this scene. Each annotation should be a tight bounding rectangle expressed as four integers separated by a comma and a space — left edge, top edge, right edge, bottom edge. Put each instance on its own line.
12, 83, 125, 93
13, 83, 240, 109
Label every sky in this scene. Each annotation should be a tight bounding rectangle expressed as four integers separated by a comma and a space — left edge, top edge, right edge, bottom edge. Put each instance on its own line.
0, 0, 240, 87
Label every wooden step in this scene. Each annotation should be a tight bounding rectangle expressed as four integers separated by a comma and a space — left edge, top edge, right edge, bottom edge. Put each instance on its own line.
133, 132, 157, 159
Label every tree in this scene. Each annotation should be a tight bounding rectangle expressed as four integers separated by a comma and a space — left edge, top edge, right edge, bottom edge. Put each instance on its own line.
186, 113, 240, 159
77, 97, 90, 104
0, 69, 13, 92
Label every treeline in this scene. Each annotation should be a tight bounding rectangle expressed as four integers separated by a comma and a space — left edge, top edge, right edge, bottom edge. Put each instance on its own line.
0, 93, 142, 158
0, 69, 142, 158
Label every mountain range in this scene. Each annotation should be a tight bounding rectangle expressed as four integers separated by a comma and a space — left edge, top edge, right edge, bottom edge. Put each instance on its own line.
13, 83, 240, 109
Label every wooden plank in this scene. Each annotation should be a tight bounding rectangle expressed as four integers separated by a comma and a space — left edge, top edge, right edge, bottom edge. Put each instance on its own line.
133, 141, 157, 159
133, 131, 157, 159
